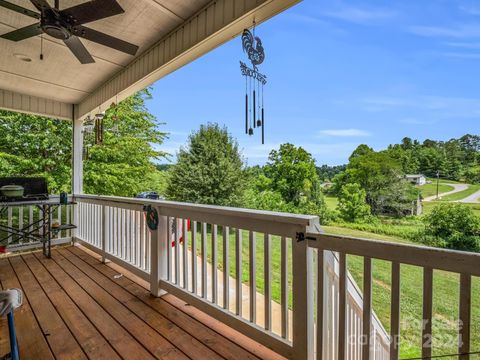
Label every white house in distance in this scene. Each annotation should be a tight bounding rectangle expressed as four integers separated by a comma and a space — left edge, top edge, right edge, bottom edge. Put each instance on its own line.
405, 174, 427, 185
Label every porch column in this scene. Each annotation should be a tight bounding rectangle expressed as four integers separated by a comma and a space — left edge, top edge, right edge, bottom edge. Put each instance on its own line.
72, 111, 83, 194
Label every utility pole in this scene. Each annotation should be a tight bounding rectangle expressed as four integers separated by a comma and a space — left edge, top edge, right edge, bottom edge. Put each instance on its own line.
436, 170, 440, 200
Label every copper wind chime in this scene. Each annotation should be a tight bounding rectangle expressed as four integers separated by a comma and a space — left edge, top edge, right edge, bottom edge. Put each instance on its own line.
240, 25, 267, 144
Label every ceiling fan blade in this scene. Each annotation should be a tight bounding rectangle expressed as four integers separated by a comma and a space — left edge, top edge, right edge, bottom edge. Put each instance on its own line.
64, 36, 95, 64
73, 25, 138, 56
29, 0, 51, 12
0, 0, 40, 19
60, 0, 124, 25
1, 23, 42, 41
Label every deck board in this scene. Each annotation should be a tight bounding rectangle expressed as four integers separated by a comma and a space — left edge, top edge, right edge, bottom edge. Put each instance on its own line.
0, 246, 284, 360
22, 253, 121, 360
9, 255, 87, 360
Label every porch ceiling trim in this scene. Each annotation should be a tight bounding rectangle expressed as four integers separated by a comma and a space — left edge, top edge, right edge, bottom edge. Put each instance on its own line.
0, 88, 72, 120
77, 0, 300, 120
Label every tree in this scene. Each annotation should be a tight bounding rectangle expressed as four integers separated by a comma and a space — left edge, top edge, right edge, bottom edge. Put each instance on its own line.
166, 123, 246, 206
264, 143, 320, 205
83, 89, 167, 196
349, 144, 373, 161
422, 203, 480, 252
260, 143, 330, 221
0, 111, 72, 193
335, 149, 418, 216
337, 183, 371, 222
0, 89, 167, 196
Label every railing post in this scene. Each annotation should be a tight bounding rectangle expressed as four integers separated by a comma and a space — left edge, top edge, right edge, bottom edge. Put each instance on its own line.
292, 230, 314, 360
150, 211, 168, 297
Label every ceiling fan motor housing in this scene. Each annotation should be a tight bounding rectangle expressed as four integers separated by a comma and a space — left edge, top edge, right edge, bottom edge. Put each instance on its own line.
41, 8, 71, 40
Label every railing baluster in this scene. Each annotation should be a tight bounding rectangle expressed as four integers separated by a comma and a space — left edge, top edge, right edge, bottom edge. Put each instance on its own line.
29, 206, 33, 235
183, 219, 188, 289
212, 224, 218, 304
459, 273, 471, 360
140, 210, 146, 271
235, 229, 242, 316
338, 252, 347, 360
18, 207, 23, 234
175, 217, 180, 285
317, 249, 324, 360
264, 233, 271, 330
249, 231, 256, 323
422, 267, 433, 359
390, 262, 400, 360
191, 221, 197, 295
281, 236, 288, 339
363, 257, 372, 360
115, 207, 119, 256
166, 216, 172, 281
201, 222, 207, 298
223, 226, 230, 310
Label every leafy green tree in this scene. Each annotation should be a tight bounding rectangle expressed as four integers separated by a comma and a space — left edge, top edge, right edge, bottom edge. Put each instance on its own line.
422, 203, 480, 252
264, 143, 320, 205
259, 143, 330, 221
337, 183, 371, 222
0, 89, 167, 196
166, 123, 246, 206
336, 149, 418, 216
349, 144, 373, 161
0, 111, 72, 193
83, 89, 167, 196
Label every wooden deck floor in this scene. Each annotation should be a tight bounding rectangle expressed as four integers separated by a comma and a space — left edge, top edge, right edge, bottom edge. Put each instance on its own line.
0, 246, 285, 360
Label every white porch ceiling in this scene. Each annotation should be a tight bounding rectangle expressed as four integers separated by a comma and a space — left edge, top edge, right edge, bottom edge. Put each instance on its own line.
0, 0, 300, 120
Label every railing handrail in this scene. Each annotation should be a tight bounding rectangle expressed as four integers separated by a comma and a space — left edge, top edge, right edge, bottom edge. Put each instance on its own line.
307, 232, 480, 276
74, 194, 317, 225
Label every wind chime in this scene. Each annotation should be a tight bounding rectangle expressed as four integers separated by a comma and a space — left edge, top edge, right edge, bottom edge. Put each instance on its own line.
109, 95, 120, 134
240, 23, 267, 144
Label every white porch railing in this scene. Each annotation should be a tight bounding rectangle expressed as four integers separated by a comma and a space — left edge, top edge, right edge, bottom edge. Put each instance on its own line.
72, 194, 480, 360
1, 195, 73, 251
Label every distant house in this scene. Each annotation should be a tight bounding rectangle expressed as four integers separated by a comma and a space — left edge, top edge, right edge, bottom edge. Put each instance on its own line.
405, 174, 427, 186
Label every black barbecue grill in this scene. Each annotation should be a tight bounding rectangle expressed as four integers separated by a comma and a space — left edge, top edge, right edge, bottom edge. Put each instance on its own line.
0, 177, 49, 202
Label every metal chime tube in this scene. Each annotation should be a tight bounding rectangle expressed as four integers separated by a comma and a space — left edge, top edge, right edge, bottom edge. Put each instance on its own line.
253, 89, 256, 129
245, 93, 248, 134
261, 108, 264, 145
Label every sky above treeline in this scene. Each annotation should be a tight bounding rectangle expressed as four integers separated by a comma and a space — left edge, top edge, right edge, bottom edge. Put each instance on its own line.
147, 0, 480, 166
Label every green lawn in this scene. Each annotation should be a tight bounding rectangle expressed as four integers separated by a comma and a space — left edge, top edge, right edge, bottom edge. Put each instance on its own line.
417, 183, 454, 198
439, 184, 480, 201
190, 224, 479, 359
324, 196, 338, 210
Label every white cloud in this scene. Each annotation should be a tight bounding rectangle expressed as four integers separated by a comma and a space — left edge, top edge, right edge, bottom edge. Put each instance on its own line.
408, 24, 480, 38
398, 118, 436, 125
459, 4, 480, 15
445, 41, 480, 49
360, 95, 480, 119
322, 6, 396, 24
318, 128, 372, 137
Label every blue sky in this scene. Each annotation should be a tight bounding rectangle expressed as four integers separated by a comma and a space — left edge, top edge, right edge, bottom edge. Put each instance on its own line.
147, 0, 480, 166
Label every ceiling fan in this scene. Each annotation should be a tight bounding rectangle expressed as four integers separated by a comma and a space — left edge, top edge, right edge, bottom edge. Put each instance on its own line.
0, 0, 139, 64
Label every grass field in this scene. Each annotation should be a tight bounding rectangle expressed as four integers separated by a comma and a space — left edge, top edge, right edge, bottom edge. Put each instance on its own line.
417, 183, 454, 198
190, 224, 479, 359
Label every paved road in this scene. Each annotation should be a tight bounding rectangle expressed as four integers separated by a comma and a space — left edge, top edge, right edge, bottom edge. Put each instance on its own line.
458, 189, 480, 203
423, 183, 469, 202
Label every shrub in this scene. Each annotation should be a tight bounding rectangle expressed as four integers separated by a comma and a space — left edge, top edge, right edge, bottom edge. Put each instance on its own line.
337, 183, 371, 222
421, 203, 480, 252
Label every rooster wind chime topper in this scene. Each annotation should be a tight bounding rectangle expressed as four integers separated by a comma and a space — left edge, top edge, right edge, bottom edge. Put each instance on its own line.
240, 24, 267, 144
